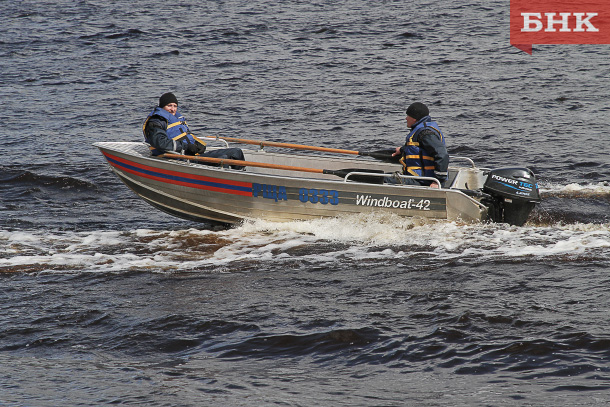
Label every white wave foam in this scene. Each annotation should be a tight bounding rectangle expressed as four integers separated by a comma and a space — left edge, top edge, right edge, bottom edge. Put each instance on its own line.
1, 217, 609, 273
540, 181, 610, 196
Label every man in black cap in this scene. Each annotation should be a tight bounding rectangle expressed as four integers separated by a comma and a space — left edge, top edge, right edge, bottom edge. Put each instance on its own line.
391, 102, 449, 187
143, 92, 245, 167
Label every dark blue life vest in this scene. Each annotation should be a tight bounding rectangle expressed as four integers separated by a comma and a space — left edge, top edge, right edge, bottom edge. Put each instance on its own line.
143, 107, 198, 155
400, 116, 445, 178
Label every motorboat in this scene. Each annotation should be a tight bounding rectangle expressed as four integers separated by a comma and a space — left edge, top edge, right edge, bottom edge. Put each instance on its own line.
94, 139, 541, 226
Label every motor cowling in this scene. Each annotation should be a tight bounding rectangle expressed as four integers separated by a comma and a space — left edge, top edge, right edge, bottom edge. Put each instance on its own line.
482, 168, 541, 226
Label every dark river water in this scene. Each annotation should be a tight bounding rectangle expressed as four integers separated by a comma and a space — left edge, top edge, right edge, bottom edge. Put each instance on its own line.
1, 0, 609, 406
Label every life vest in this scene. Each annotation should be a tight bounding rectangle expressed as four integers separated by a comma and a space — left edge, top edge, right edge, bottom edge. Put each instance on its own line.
400, 116, 445, 178
142, 107, 205, 155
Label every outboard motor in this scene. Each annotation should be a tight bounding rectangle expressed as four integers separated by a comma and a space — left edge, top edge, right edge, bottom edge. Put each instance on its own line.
482, 168, 541, 226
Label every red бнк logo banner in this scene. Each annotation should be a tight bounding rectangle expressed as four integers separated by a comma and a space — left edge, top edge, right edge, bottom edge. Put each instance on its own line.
510, 0, 610, 54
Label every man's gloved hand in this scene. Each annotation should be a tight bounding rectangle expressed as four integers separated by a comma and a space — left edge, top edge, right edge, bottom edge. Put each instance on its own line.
194, 142, 206, 154
184, 143, 199, 155
185, 142, 206, 155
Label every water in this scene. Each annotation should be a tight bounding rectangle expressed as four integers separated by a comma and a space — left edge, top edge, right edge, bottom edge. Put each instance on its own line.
1, 0, 610, 405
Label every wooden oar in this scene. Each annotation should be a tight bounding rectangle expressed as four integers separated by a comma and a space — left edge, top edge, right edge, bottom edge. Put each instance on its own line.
160, 153, 385, 183
211, 137, 400, 163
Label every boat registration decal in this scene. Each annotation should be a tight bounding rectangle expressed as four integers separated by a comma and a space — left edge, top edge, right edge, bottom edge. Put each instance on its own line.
103, 153, 253, 196
252, 183, 288, 202
298, 188, 339, 205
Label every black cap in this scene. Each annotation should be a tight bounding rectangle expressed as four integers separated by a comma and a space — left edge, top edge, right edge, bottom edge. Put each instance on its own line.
159, 92, 178, 107
406, 102, 429, 120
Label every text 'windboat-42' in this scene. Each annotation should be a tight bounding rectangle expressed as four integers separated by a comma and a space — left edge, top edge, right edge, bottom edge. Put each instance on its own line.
95, 137, 541, 226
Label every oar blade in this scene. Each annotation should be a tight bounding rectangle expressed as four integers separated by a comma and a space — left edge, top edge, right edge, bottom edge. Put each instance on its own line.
358, 149, 401, 163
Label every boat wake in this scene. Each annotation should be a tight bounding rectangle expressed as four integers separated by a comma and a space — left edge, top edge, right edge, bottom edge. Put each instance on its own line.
541, 181, 610, 199
1, 209, 608, 274
532, 181, 610, 226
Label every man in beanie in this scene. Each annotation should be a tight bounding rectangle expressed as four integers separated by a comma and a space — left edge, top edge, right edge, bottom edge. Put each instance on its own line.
391, 102, 449, 187
143, 92, 245, 167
